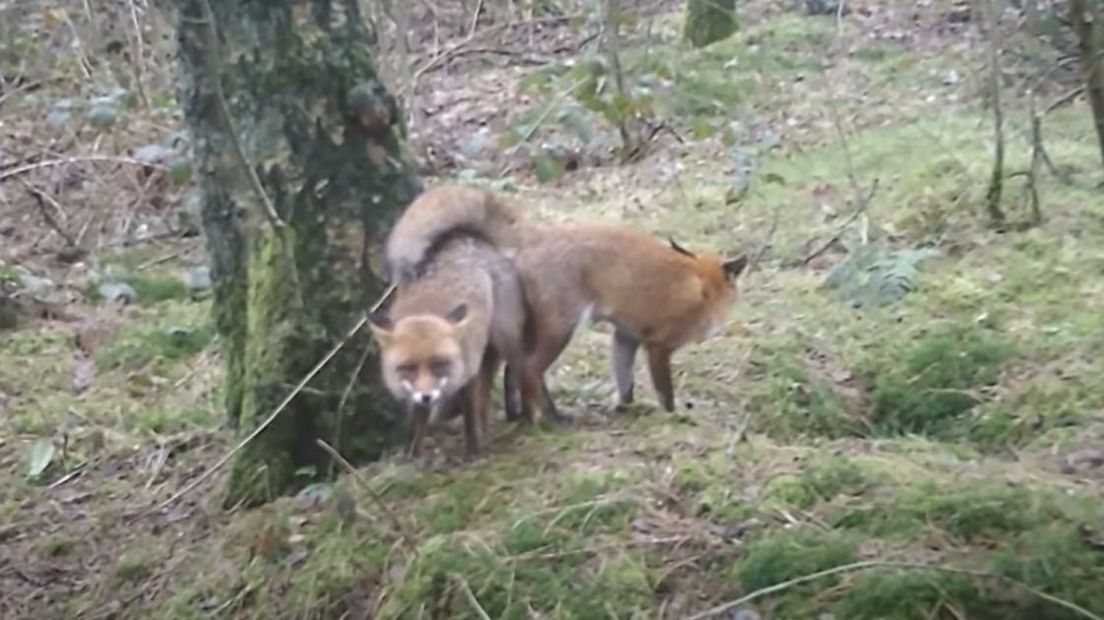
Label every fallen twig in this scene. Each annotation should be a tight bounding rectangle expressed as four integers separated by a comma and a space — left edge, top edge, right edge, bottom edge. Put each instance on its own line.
1046, 86, 1086, 115
750, 202, 779, 272
800, 178, 879, 266
685, 560, 1103, 620
315, 438, 414, 544
328, 341, 374, 478
136, 250, 184, 272
0, 155, 167, 184
23, 184, 76, 247
454, 573, 493, 620
405, 14, 581, 93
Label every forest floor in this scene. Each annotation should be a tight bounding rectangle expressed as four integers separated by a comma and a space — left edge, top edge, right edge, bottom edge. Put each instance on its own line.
3, 0, 1104, 618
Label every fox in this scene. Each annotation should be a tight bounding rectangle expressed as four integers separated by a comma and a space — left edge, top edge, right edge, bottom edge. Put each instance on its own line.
368, 231, 535, 459
384, 183, 749, 421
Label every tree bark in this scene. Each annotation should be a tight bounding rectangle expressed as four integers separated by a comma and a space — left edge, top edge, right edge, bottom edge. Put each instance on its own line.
684, 0, 737, 48
168, 0, 420, 507
1070, 0, 1104, 171
984, 0, 1007, 227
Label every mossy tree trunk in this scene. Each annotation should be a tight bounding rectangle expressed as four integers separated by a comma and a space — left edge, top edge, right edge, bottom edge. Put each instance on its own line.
684, 0, 737, 48
168, 0, 420, 507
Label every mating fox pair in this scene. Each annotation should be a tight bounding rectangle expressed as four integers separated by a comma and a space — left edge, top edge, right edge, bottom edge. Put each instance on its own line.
368, 184, 749, 458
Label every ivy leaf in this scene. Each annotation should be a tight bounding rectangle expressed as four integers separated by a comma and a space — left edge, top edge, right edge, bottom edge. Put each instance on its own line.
87, 101, 118, 129
168, 157, 193, 185
26, 439, 56, 479
531, 153, 565, 184
558, 105, 593, 145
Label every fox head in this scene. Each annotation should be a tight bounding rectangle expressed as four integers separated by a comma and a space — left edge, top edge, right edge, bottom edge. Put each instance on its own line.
367, 303, 471, 412
668, 237, 749, 339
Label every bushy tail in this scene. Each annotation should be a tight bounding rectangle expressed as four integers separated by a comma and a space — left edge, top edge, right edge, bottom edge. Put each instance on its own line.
385, 184, 527, 284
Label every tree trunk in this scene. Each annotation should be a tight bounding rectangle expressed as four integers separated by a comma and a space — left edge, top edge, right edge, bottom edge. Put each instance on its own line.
1071, 0, 1104, 171
168, 0, 420, 507
684, 0, 737, 48
984, 0, 1007, 227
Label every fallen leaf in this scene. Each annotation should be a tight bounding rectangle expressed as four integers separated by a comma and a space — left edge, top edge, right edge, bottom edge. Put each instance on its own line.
72, 354, 95, 393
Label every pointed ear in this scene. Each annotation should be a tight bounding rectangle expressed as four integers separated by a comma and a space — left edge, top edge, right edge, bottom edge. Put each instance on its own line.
445, 303, 468, 325
367, 311, 394, 345
723, 255, 749, 280
667, 236, 695, 258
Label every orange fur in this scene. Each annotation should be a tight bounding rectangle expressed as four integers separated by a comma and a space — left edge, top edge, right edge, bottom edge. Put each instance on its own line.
369, 234, 533, 459
385, 183, 749, 419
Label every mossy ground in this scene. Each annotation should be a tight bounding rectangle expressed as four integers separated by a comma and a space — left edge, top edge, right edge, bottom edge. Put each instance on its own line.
3, 0, 1104, 618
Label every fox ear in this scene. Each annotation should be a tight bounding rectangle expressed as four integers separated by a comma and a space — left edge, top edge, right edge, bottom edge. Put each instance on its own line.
367, 311, 394, 345
445, 303, 468, 325
667, 236, 696, 258
723, 255, 749, 280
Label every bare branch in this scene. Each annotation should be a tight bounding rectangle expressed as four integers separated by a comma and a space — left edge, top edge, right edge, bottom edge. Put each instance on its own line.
315, 438, 414, 544
686, 560, 1104, 620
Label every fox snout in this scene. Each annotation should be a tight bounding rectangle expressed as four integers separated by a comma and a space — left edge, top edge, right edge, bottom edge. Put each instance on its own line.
410, 388, 441, 406
401, 378, 448, 408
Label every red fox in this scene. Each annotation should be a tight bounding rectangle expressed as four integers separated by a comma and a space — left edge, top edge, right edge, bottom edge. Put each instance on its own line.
385, 184, 749, 421
368, 232, 535, 459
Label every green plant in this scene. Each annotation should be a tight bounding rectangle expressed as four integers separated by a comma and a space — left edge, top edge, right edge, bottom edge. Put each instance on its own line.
823, 243, 940, 308
865, 324, 1012, 438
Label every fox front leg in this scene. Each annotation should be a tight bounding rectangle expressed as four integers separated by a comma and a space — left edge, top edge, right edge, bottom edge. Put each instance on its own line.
645, 345, 676, 412
407, 404, 431, 458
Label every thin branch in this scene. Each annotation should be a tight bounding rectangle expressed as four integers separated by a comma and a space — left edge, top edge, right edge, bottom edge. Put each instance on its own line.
827, 100, 862, 202
453, 574, 493, 620
23, 185, 76, 247
983, 0, 1007, 226
404, 14, 582, 95
1025, 95, 1043, 226
801, 178, 879, 266
602, 0, 636, 159
128, 0, 150, 108
327, 342, 373, 478
1046, 85, 1086, 114
749, 202, 779, 272
145, 285, 395, 516
197, 0, 285, 230
467, 0, 484, 38
508, 77, 589, 151
0, 155, 167, 184
136, 250, 184, 272
685, 560, 1104, 620
314, 438, 413, 544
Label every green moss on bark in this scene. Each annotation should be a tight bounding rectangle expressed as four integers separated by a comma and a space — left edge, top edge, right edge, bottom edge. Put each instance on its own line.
225, 229, 302, 506
684, 0, 738, 48
171, 0, 419, 507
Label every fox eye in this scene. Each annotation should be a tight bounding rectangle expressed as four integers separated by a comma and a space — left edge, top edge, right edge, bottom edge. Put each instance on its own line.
428, 358, 451, 376
396, 363, 417, 377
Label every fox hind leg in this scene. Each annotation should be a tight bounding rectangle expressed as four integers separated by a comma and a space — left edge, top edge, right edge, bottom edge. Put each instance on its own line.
612, 329, 639, 409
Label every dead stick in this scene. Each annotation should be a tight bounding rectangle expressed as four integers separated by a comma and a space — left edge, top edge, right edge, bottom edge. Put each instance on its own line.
801, 178, 879, 266
750, 203, 779, 272
0, 156, 167, 184
686, 559, 1103, 620
315, 439, 414, 544
24, 185, 76, 247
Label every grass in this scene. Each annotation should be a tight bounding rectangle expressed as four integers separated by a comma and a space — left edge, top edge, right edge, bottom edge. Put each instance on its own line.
5, 1, 1104, 618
